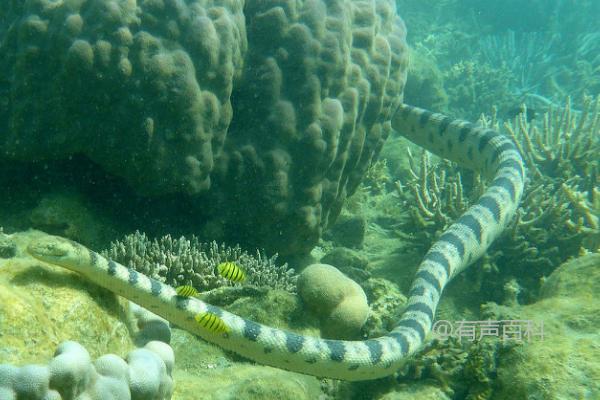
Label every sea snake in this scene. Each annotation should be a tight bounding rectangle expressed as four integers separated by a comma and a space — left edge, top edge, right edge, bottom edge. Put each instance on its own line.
27, 104, 525, 381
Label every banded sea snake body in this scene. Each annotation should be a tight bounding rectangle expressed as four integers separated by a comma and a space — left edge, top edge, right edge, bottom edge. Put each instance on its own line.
27, 104, 525, 381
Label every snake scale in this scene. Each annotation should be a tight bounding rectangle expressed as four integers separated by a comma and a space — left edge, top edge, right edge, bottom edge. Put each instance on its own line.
27, 104, 525, 381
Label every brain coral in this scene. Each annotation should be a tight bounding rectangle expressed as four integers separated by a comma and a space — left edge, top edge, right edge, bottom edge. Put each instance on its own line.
0, 0, 408, 256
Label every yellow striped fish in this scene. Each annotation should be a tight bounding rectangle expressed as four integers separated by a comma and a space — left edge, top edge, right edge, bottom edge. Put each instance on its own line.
217, 261, 246, 282
195, 312, 229, 334
175, 285, 199, 297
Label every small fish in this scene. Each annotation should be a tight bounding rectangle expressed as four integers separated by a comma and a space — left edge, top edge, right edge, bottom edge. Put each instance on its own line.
175, 285, 199, 297
217, 261, 246, 282
195, 312, 229, 334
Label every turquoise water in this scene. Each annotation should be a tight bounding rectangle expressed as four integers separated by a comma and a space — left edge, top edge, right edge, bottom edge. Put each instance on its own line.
0, 1, 598, 399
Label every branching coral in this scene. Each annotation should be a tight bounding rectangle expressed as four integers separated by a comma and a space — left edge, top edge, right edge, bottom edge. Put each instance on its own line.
501, 95, 599, 250
484, 97, 598, 299
102, 231, 297, 293
363, 159, 392, 195
477, 30, 560, 99
504, 96, 599, 180
394, 96, 599, 302
476, 28, 599, 107
393, 148, 484, 250
395, 337, 505, 399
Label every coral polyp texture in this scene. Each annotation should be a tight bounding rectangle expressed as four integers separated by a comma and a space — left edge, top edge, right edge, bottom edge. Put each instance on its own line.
0, 340, 174, 400
1, 0, 245, 194
0, 0, 408, 256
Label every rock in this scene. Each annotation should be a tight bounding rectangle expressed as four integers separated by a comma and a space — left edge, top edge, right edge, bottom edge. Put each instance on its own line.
378, 383, 451, 400
169, 321, 322, 400
326, 215, 367, 249
539, 253, 600, 299
362, 278, 406, 337
0, 230, 133, 366
321, 247, 371, 282
490, 254, 600, 399
0, 233, 17, 259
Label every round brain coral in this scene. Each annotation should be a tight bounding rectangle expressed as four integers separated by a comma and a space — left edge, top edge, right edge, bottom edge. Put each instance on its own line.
297, 263, 370, 339
0, 0, 408, 257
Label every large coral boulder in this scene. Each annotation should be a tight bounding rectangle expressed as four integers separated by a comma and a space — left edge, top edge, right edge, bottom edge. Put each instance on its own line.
0, 0, 409, 257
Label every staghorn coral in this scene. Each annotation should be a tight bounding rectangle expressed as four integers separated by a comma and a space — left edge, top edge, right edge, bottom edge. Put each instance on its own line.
499, 95, 599, 254
0, 0, 409, 258
394, 96, 599, 302
503, 96, 600, 180
393, 147, 484, 251
484, 98, 599, 299
102, 231, 297, 293
561, 183, 599, 235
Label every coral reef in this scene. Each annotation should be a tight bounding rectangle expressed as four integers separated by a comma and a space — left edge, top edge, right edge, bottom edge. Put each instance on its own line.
0, 230, 175, 399
398, 0, 599, 119
491, 95, 600, 282
444, 60, 514, 120
0, 340, 174, 400
484, 254, 600, 399
402, 48, 449, 113
297, 263, 369, 339
395, 338, 505, 400
477, 30, 561, 100
0, 231, 134, 366
504, 96, 599, 181
367, 251, 599, 400
28, 191, 120, 248
468, 0, 600, 102
1, 0, 245, 195
392, 96, 599, 303
325, 214, 367, 249
0, 0, 409, 257
214, 0, 408, 257
361, 278, 406, 338
102, 231, 297, 293
1, 229, 323, 399
320, 247, 371, 283
392, 147, 483, 252
363, 158, 393, 195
